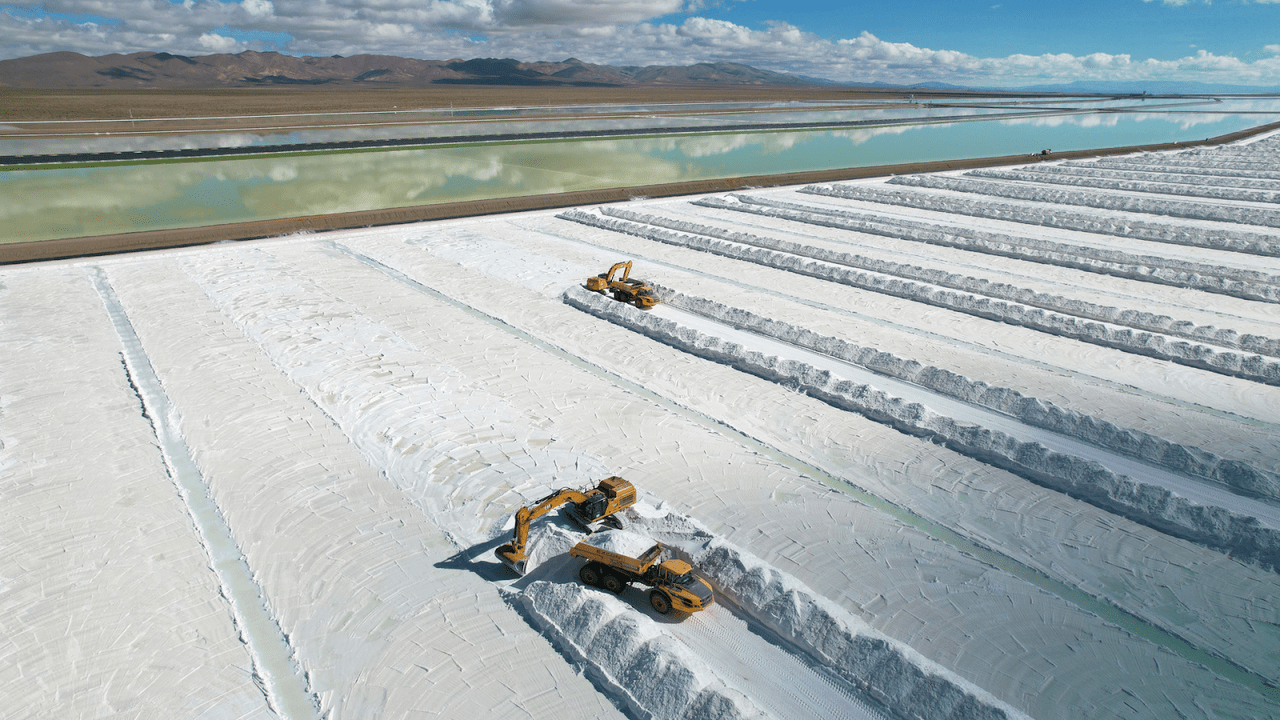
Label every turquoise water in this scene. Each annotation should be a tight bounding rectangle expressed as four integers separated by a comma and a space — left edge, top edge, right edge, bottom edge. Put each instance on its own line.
3, 99, 1278, 243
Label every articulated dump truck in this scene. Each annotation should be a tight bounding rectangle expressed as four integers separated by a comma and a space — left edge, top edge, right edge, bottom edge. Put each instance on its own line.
586, 261, 660, 310
570, 529, 714, 615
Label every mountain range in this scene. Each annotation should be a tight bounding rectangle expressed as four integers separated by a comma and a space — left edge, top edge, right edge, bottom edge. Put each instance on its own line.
7, 51, 1277, 95
0, 51, 835, 89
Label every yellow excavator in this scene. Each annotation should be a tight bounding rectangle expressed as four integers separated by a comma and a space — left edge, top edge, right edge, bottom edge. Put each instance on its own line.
495, 476, 638, 575
586, 261, 660, 309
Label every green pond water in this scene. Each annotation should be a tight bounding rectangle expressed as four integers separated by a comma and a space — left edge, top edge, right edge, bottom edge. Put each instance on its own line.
3, 103, 1278, 244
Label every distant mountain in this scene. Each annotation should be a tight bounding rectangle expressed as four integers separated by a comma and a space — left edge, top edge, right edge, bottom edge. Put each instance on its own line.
0, 51, 832, 89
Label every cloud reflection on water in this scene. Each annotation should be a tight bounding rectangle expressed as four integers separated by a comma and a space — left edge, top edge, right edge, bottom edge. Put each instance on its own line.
4, 98, 1279, 243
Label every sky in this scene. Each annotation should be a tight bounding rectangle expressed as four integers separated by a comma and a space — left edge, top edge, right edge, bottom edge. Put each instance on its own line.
2, 0, 1279, 88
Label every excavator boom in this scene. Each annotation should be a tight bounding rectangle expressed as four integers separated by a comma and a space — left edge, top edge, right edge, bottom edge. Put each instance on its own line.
508, 488, 590, 560
495, 476, 638, 575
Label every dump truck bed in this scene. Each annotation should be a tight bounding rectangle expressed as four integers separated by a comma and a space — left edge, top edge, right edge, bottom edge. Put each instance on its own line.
568, 530, 662, 576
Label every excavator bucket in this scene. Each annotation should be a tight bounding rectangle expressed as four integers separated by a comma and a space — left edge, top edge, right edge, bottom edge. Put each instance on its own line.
495, 543, 528, 575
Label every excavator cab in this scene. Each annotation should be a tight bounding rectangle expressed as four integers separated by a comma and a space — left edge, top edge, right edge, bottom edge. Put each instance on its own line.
575, 493, 608, 524
568, 475, 636, 528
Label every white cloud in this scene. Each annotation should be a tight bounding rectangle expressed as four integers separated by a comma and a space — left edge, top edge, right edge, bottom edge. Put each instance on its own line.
3, 4, 1280, 88
198, 32, 241, 52
497, 0, 686, 26
241, 0, 274, 18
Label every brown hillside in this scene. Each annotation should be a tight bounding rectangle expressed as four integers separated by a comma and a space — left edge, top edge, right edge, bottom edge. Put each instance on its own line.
0, 51, 825, 89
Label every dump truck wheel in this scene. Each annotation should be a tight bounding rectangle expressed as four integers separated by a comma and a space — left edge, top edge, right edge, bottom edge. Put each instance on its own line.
650, 590, 671, 614
602, 573, 626, 594
579, 564, 601, 587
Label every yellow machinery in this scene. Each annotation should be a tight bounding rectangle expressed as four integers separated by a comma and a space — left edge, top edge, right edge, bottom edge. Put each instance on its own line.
495, 476, 638, 575
569, 531, 714, 615
586, 261, 660, 309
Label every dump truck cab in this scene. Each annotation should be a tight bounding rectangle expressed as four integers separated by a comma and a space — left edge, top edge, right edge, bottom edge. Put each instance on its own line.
647, 558, 714, 614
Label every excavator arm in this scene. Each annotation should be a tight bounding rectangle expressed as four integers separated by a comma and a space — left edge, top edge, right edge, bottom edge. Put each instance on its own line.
495, 476, 638, 575
507, 488, 590, 561
608, 261, 632, 283
586, 261, 632, 292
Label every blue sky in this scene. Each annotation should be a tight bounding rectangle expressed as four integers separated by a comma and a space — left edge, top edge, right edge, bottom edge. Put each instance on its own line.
2, 0, 1279, 87
684, 0, 1277, 62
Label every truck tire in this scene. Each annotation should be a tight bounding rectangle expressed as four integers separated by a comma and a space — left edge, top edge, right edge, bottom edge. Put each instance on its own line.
650, 590, 671, 614
579, 563, 602, 587
602, 573, 626, 594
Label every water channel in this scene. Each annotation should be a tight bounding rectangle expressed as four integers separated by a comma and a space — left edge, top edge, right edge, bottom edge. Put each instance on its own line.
3, 96, 1278, 244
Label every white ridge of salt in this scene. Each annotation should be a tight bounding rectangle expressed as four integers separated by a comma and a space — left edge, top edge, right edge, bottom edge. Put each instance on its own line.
967, 167, 1280, 205
559, 208, 1280, 385
690, 194, 1280, 306
890, 174, 1280, 228
803, 182, 1280, 256
517, 580, 770, 720
564, 284, 1280, 570
650, 284, 1280, 502
624, 503, 1029, 720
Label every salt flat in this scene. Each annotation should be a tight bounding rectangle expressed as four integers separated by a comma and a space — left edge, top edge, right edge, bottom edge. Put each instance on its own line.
3, 134, 1279, 720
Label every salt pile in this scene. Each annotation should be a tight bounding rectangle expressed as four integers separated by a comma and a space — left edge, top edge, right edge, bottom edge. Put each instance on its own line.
516, 581, 769, 720
601, 204, 1280, 337
582, 529, 662, 558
